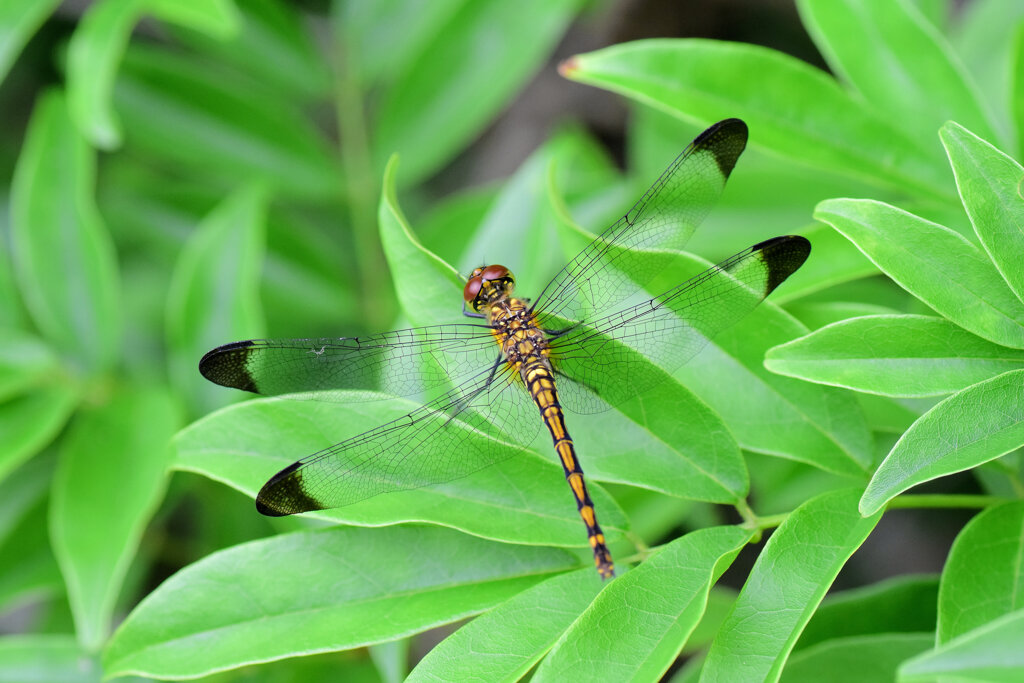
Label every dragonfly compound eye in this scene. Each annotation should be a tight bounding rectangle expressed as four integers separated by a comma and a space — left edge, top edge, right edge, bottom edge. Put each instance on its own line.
463, 275, 483, 307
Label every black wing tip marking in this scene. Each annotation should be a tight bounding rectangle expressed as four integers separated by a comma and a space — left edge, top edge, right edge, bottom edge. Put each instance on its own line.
694, 118, 748, 179
753, 235, 812, 294
255, 460, 324, 516
198, 340, 259, 393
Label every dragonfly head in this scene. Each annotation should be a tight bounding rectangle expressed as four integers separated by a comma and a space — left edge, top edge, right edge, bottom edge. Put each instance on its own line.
464, 264, 516, 312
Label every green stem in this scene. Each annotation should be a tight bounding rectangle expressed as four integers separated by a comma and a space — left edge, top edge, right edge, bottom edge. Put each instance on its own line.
333, 36, 392, 331
887, 494, 1010, 510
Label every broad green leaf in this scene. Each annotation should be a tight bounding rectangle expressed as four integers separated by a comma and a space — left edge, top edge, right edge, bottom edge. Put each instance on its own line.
701, 488, 884, 683
941, 121, 1024, 303
535, 526, 752, 682
797, 574, 939, 651
408, 569, 602, 682
0, 497, 63, 615
0, 386, 78, 485
816, 199, 1024, 349
678, 303, 874, 478
147, 0, 240, 38
765, 315, 1024, 397
797, 0, 997, 152
103, 525, 573, 679
335, 0, 467, 86
786, 302, 902, 330
938, 501, 1024, 643
0, 635, 98, 683
166, 0, 327, 99
900, 608, 1024, 682
1013, 24, 1024, 159
378, 155, 463, 327
50, 386, 178, 652
67, 0, 147, 149
372, 0, 581, 185
115, 45, 341, 200
173, 396, 628, 549
860, 369, 1024, 515
781, 632, 933, 683
10, 90, 121, 373
166, 184, 266, 416
0, 451, 54, 547
950, 0, 1024, 150
0, 0, 61, 85
570, 376, 748, 504
0, 329, 60, 402
560, 40, 951, 200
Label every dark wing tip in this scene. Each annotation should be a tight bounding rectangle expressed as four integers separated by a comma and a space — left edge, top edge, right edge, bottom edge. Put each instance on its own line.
753, 235, 811, 294
694, 118, 748, 179
255, 461, 325, 517
199, 340, 259, 393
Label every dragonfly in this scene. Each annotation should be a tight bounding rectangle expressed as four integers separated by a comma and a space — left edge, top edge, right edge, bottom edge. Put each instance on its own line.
199, 119, 810, 579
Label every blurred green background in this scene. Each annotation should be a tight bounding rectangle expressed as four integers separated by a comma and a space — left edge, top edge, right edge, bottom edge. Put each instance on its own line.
1, 0, 1022, 680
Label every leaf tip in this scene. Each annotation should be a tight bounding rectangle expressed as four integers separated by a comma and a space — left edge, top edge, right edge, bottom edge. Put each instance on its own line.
557, 56, 581, 79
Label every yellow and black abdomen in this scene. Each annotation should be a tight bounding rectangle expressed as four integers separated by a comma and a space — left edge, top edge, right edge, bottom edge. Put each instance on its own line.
522, 359, 615, 579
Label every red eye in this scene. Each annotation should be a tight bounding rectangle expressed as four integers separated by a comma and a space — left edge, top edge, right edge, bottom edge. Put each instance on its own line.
481, 264, 510, 281
463, 276, 482, 303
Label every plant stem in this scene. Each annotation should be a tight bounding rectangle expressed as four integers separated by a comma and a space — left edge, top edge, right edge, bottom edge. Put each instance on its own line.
333, 32, 392, 331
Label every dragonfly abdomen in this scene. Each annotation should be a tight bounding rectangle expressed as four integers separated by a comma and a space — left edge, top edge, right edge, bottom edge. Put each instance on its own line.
523, 360, 615, 579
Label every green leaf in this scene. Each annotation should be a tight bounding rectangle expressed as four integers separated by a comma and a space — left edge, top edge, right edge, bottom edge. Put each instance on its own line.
165, 0, 327, 99
0, 451, 54, 548
114, 45, 341, 200
701, 488, 884, 683
372, 0, 582, 185
571, 376, 748, 504
0, 635, 98, 683
1013, 23, 1024, 159
67, 0, 148, 149
786, 302, 902, 330
378, 155, 464, 327
781, 632, 933, 683
938, 501, 1024, 643
941, 121, 1024, 303
50, 386, 178, 652
816, 198, 1024, 349
797, 574, 939, 651
560, 40, 951, 200
677, 302, 874, 478
950, 0, 1024, 153
860, 370, 1024, 515
10, 90, 121, 374
102, 525, 572, 679
408, 569, 602, 682
797, 0, 997, 152
174, 396, 628, 550
336, 0, 466, 86
765, 315, 1024, 397
900, 608, 1024, 682
0, 0, 61, 85
147, 0, 240, 38
0, 386, 78, 485
535, 526, 752, 681
166, 184, 266, 415
0, 329, 60, 402
0, 497, 63, 615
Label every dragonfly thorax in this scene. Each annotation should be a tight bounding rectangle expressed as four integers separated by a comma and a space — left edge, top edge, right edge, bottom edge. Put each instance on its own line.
464, 264, 516, 312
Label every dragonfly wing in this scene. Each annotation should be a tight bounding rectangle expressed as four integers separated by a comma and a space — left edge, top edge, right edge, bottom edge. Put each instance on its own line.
549, 236, 811, 413
199, 324, 497, 402
255, 356, 544, 514
531, 119, 748, 328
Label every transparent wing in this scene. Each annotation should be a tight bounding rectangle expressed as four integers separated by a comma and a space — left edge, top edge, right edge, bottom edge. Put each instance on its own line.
198, 324, 498, 402
531, 118, 748, 329
548, 236, 811, 414
254, 357, 545, 514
